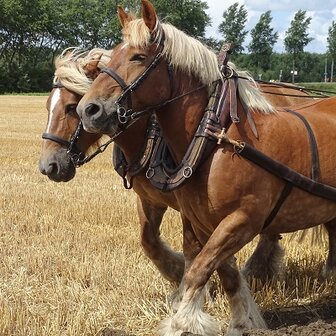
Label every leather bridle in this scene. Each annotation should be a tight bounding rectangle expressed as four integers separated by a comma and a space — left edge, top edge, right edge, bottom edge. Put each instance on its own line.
98, 35, 213, 137
42, 82, 86, 163
99, 34, 166, 126
42, 82, 113, 167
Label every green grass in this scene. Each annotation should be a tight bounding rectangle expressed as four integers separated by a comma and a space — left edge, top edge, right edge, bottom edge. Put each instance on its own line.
298, 82, 336, 95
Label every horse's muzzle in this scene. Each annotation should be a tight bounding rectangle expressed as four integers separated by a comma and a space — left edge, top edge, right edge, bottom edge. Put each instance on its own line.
38, 148, 76, 182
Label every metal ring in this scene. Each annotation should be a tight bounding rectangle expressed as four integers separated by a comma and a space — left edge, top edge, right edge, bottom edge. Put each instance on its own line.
117, 104, 126, 115
183, 166, 193, 178
70, 153, 80, 167
222, 66, 234, 79
146, 167, 155, 179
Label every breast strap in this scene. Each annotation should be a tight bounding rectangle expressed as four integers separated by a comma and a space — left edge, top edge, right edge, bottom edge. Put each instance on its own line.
112, 116, 161, 189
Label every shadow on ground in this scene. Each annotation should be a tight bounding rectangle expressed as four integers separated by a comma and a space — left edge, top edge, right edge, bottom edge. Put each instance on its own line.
264, 297, 336, 328
244, 298, 336, 336
101, 328, 135, 336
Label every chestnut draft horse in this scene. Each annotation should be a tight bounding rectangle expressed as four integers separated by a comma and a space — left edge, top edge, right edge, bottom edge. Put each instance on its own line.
38, 48, 185, 285
39, 48, 109, 182
77, 1, 336, 335
39, 47, 332, 291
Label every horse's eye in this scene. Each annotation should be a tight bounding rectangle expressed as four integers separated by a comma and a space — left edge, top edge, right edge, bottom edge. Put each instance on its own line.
130, 54, 146, 62
65, 104, 77, 114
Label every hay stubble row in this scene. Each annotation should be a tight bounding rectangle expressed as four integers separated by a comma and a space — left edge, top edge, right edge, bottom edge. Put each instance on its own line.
0, 95, 334, 335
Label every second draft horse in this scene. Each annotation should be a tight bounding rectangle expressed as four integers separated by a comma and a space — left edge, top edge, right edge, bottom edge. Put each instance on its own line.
77, 1, 336, 335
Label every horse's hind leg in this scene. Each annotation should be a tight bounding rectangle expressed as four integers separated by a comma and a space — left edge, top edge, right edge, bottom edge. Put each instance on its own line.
242, 233, 284, 282
321, 219, 336, 278
137, 196, 185, 285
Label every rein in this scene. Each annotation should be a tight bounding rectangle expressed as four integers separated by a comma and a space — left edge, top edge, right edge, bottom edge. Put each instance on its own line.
129, 84, 209, 120
261, 91, 329, 99
236, 76, 331, 99
43, 119, 116, 168
255, 79, 335, 96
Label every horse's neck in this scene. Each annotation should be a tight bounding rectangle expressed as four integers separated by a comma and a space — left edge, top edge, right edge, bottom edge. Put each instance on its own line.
114, 116, 150, 163
156, 74, 209, 163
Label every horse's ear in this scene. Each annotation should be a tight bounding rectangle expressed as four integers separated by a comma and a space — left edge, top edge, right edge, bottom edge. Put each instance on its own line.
83, 54, 103, 80
117, 5, 130, 27
141, 0, 157, 32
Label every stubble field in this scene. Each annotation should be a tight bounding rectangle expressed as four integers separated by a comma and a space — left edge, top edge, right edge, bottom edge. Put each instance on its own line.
0, 95, 335, 335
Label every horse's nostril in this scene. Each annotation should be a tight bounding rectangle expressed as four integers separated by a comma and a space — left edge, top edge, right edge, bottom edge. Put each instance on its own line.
39, 160, 57, 176
46, 162, 58, 175
85, 103, 100, 117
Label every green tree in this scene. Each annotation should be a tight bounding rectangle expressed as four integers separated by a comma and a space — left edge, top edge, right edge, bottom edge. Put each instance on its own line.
111, 0, 211, 38
0, 0, 212, 92
284, 10, 313, 82
201, 37, 222, 52
327, 21, 336, 82
153, 0, 210, 38
0, 0, 56, 91
218, 2, 248, 54
248, 11, 278, 71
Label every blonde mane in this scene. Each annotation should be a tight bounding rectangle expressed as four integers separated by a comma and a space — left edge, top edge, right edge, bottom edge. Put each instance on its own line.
53, 47, 112, 151
54, 47, 111, 95
123, 19, 275, 114
229, 62, 276, 114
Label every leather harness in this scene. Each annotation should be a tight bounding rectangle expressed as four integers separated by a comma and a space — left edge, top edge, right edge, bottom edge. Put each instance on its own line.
262, 108, 320, 229
112, 43, 237, 191
108, 43, 336, 230
112, 116, 161, 189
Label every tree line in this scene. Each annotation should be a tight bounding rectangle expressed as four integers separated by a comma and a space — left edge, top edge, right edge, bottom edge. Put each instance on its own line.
221, 4, 336, 84
1, 0, 336, 93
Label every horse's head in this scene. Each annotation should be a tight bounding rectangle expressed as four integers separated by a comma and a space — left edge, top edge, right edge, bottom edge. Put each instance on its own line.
39, 48, 110, 182
77, 0, 173, 135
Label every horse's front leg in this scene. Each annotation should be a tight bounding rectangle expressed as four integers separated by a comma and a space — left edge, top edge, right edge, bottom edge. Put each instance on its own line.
137, 196, 185, 285
158, 211, 266, 336
169, 215, 204, 311
217, 257, 266, 335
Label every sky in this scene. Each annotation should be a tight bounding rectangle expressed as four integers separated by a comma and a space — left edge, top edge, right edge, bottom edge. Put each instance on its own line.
204, 0, 336, 53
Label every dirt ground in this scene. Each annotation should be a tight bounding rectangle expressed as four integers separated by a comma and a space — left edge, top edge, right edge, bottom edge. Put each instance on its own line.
245, 298, 336, 336
100, 299, 336, 336
247, 320, 336, 336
